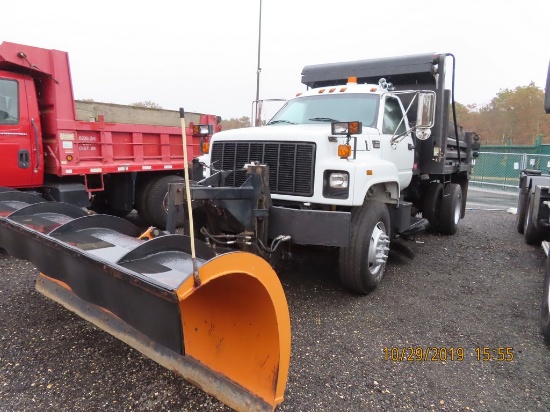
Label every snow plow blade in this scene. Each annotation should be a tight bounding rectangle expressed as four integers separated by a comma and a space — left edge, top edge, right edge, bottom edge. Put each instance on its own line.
0, 191, 290, 411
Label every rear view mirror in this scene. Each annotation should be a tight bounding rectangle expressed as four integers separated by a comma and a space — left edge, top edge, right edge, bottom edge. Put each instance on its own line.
416, 92, 436, 128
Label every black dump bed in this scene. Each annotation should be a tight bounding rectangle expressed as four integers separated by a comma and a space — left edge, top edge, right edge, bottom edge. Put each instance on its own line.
301, 53, 438, 91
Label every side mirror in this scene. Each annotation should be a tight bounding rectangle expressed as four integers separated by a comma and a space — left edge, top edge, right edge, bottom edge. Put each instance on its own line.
416, 92, 436, 128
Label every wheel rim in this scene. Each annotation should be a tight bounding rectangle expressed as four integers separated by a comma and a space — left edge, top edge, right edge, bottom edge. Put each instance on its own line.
367, 221, 390, 280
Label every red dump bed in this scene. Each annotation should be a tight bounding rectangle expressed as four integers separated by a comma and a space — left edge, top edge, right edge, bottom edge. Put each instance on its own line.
45, 113, 219, 176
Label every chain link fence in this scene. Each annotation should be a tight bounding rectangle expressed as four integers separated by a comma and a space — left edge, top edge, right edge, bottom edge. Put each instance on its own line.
468, 152, 550, 210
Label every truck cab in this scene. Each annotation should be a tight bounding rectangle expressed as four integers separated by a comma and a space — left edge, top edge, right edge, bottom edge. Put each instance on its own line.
0, 72, 43, 188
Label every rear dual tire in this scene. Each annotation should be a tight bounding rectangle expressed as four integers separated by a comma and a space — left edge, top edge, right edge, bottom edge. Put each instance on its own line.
422, 182, 462, 235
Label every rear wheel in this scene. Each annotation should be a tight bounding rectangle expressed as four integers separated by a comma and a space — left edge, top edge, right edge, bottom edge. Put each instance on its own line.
339, 201, 391, 295
144, 175, 185, 229
422, 182, 444, 233
439, 183, 462, 235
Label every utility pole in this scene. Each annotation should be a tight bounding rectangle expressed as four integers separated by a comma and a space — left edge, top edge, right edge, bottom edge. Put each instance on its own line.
255, 0, 262, 127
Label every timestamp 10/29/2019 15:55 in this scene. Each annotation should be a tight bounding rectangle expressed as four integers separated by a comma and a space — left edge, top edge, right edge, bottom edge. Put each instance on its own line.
383, 347, 515, 362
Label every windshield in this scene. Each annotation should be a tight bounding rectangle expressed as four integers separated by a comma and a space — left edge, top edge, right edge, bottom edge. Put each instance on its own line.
268, 93, 379, 127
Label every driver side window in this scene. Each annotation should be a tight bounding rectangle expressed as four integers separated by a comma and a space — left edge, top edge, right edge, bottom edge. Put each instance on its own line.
0, 79, 19, 125
382, 97, 406, 135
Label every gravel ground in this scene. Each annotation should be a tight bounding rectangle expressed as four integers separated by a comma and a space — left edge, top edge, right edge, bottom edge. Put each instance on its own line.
1, 209, 550, 411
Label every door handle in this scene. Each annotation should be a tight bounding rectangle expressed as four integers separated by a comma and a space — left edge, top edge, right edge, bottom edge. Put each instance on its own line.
18, 149, 30, 168
31, 118, 40, 172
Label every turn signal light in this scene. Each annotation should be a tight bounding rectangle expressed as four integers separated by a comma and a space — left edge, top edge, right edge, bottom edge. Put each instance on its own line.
201, 141, 210, 154
66, 155, 73, 161
338, 144, 352, 159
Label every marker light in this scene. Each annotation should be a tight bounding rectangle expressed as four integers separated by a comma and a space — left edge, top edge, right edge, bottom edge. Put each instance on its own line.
338, 144, 352, 159
201, 141, 210, 154
193, 124, 213, 137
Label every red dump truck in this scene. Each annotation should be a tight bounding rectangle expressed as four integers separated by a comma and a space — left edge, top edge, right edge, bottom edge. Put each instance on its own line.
0, 41, 221, 227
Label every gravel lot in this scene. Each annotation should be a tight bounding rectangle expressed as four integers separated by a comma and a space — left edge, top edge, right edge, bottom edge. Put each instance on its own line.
1, 208, 550, 411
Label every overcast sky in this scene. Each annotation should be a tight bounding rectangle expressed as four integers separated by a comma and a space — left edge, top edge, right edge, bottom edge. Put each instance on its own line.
3, 1, 548, 120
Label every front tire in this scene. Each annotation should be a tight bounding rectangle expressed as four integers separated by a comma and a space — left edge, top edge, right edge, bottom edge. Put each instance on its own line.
339, 201, 391, 295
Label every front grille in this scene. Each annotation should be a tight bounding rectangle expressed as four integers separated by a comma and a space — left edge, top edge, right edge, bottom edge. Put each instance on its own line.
210, 141, 316, 196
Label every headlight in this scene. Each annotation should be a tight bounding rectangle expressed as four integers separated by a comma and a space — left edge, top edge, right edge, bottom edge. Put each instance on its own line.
323, 170, 349, 199
329, 172, 349, 188
331, 121, 362, 135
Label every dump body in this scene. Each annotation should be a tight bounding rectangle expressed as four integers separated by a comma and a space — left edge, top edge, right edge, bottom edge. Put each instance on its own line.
0, 41, 220, 227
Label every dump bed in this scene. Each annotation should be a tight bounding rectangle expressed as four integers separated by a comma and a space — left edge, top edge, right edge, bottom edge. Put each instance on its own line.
45, 104, 219, 176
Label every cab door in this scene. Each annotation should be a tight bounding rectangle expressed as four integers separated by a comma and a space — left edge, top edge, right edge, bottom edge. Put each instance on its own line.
379, 95, 414, 189
0, 72, 40, 188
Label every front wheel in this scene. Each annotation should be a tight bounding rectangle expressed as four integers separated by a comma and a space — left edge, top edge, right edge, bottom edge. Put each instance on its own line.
339, 201, 391, 295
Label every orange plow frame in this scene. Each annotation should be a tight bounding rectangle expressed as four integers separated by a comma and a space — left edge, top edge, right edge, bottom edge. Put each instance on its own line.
36, 251, 290, 412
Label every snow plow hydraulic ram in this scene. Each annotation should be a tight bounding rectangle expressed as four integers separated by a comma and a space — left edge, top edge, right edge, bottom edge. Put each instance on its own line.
0, 188, 291, 411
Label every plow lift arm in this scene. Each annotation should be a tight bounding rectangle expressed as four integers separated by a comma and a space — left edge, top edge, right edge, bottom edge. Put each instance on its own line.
0, 187, 291, 411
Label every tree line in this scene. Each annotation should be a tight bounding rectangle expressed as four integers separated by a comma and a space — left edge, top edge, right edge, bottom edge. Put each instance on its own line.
455, 82, 550, 146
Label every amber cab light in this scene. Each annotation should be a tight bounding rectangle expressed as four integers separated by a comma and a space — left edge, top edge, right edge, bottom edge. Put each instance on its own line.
338, 144, 352, 159
201, 141, 210, 154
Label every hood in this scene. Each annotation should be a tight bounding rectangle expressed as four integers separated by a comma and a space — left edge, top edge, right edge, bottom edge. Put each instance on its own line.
213, 124, 380, 142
